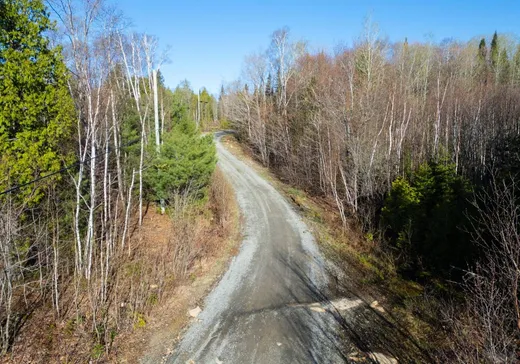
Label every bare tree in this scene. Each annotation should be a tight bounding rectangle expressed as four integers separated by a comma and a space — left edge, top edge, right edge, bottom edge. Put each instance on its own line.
445, 174, 520, 363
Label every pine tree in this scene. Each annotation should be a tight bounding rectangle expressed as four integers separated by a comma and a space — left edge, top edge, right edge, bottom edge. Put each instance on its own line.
0, 0, 75, 202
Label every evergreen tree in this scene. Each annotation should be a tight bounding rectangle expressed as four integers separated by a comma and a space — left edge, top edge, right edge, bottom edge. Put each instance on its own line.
265, 73, 273, 97
382, 160, 473, 278
199, 87, 215, 126
275, 68, 282, 100
172, 81, 195, 122
0, 0, 75, 202
490, 31, 499, 69
145, 119, 216, 201
477, 38, 488, 83
478, 38, 487, 62
498, 48, 510, 84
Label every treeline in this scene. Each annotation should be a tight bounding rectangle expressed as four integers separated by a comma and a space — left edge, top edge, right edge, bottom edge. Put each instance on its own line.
172, 80, 219, 130
221, 24, 520, 362
0, 0, 220, 360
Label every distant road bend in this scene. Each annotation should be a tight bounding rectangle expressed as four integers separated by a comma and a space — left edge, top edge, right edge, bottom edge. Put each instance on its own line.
168, 131, 415, 364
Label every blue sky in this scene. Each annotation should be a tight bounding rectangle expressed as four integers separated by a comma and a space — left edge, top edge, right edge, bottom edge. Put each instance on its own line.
117, 0, 520, 95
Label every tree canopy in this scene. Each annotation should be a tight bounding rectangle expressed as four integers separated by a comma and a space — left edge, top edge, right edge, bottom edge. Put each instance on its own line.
0, 0, 74, 202
145, 119, 216, 201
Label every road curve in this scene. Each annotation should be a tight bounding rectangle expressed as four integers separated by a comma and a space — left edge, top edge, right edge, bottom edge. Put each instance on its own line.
169, 132, 350, 363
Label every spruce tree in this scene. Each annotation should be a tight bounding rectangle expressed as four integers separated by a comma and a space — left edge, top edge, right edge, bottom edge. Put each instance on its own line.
499, 48, 510, 84
478, 38, 487, 62
0, 0, 75, 202
145, 119, 216, 201
265, 73, 273, 97
490, 31, 499, 69
477, 38, 488, 83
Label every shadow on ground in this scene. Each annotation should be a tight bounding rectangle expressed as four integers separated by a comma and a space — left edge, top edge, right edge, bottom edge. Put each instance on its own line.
246, 252, 434, 363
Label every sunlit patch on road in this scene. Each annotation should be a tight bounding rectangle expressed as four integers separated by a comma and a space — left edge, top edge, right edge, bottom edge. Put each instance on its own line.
330, 298, 364, 311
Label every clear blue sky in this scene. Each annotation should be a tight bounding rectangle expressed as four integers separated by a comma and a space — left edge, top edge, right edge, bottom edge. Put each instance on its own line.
118, 0, 520, 95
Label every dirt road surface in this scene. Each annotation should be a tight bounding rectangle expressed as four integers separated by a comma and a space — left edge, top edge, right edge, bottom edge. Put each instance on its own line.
167, 132, 421, 364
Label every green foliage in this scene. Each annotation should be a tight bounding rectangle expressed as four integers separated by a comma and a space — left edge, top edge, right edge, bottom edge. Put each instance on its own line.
514, 45, 520, 83
477, 38, 488, 82
133, 312, 146, 329
90, 343, 104, 359
170, 81, 217, 130
0, 0, 75, 203
498, 48, 510, 83
219, 118, 231, 130
382, 160, 474, 278
119, 95, 141, 178
147, 292, 158, 306
145, 119, 216, 202
490, 31, 499, 68
382, 177, 419, 250
478, 38, 487, 62
198, 87, 215, 125
171, 81, 194, 122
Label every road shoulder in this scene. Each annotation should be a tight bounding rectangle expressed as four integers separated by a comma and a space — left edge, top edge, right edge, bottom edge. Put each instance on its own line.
116, 168, 242, 364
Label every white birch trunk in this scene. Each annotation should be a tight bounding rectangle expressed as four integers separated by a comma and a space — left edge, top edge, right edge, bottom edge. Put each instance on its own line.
153, 69, 165, 214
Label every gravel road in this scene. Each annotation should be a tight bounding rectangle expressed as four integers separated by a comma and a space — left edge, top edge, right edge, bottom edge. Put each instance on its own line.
158, 132, 430, 364
168, 132, 353, 363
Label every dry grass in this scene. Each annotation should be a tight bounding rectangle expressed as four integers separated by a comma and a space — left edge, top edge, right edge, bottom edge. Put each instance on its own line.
111, 166, 240, 363
0, 166, 240, 364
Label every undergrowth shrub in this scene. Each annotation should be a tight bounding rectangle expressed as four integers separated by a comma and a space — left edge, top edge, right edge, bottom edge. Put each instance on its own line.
382, 159, 474, 279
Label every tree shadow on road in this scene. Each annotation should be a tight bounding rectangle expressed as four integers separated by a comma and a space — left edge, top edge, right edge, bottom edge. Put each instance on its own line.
265, 252, 433, 363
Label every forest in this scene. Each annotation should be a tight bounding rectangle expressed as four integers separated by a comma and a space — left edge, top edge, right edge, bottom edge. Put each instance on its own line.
221, 23, 520, 362
2, 0, 520, 362
0, 0, 226, 361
